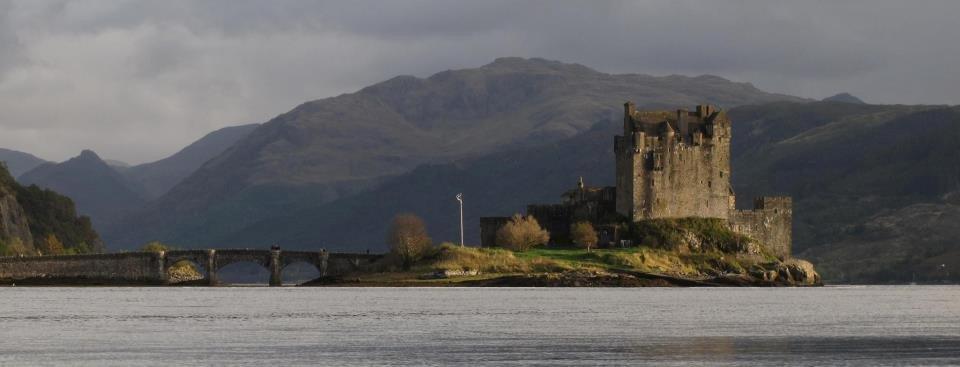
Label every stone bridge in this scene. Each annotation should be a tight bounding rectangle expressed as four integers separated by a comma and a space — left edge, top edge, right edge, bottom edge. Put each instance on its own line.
0, 248, 382, 286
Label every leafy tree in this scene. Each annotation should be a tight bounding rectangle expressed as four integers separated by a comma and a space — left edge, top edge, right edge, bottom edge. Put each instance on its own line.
386, 213, 432, 270
13, 184, 101, 254
0, 238, 30, 256
495, 214, 550, 252
570, 221, 598, 252
37, 234, 65, 255
141, 241, 173, 253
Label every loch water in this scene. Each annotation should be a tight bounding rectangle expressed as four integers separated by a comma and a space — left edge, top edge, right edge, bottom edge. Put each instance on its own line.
0, 286, 958, 366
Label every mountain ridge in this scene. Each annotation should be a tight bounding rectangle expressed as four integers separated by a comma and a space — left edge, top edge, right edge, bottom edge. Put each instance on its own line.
0, 148, 48, 178
104, 57, 809, 249
124, 123, 260, 199
162, 100, 960, 285
19, 150, 146, 229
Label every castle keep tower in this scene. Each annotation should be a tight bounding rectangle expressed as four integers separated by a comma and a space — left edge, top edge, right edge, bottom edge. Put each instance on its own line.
614, 102, 734, 220
481, 102, 793, 258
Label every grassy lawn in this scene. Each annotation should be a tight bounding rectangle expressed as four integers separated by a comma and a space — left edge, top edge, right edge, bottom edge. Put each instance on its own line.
472, 246, 710, 277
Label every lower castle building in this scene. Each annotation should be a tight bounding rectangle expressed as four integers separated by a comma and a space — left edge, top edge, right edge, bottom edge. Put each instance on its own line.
480, 102, 793, 258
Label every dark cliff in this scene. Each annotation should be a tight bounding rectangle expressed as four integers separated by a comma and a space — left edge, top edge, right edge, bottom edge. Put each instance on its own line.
0, 163, 102, 255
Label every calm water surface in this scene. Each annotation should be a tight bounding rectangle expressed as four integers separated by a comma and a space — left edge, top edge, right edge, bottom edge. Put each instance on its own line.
0, 286, 958, 366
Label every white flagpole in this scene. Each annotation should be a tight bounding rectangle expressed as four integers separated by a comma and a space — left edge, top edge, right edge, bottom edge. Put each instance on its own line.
456, 193, 464, 248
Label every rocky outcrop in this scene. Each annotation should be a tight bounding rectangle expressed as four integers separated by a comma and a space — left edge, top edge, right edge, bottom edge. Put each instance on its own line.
1, 163, 101, 255
747, 259, 821, 286
0, 192, 34, 250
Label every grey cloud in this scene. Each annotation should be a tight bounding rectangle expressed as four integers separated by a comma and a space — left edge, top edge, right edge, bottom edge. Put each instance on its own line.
0, 0, 958, 163
0, 0, 27, 76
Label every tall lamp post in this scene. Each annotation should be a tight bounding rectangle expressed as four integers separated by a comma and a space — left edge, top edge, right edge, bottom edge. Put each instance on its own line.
456, 193, 464, 248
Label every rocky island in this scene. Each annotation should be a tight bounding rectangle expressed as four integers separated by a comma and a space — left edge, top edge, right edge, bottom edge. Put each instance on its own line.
307, 103, 821, 287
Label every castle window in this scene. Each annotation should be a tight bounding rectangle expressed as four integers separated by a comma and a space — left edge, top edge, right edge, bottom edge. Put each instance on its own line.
708, 181, 712, 188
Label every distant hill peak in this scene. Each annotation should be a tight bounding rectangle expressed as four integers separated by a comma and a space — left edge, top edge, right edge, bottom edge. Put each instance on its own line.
76, 149, 102, 161
482, 57, 597, 74
823, 93, 866, 104
19, 148, 146, 228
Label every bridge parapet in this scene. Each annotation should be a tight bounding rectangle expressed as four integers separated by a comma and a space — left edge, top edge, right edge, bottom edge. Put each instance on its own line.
1, 248, 382, 286
0, 252, 166, 284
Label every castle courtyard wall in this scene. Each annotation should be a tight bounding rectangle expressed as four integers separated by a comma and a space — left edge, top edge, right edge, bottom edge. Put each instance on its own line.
730, 197, 793, 259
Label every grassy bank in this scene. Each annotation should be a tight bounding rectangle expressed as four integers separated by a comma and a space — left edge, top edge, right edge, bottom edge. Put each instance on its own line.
305, 243, 818, 287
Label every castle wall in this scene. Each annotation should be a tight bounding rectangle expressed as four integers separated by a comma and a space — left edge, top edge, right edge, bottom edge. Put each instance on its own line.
730, 197, 793, 259
480, 217, 510, 247
527, 204, 573, 244
481, 103, 793, 257
616, 103, 733, 221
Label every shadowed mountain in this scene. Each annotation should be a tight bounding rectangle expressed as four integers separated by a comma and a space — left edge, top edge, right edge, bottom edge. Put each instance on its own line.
124, 123, 260, 199
0, 148, 47, 178
728, 102, 960, 283
105, 159, 131, 169
104, 57, 807, 249
175, 100, 960, 285
19, 150, 147, 228
193, 120, 621, 251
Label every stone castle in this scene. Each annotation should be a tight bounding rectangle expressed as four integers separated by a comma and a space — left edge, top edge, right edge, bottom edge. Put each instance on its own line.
481, 102, 793, 258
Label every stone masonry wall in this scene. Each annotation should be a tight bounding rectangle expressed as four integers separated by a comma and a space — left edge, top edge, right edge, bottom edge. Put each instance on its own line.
0, 252, 165, 283
615, 103, 733, 221
730, 197, 793, 259
480, 217, 510, 247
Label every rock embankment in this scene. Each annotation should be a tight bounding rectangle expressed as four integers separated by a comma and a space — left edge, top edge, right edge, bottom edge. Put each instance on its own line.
746, 259, 821, 286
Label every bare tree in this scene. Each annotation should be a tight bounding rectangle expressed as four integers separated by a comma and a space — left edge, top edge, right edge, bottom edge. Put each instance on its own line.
495, 214, 550, 252
570, 221, 598, 252
387, 213, 432, 270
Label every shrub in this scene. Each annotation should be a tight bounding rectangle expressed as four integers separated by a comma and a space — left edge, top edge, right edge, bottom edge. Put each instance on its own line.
495, 214, 550, 251
141, 241, 173, 253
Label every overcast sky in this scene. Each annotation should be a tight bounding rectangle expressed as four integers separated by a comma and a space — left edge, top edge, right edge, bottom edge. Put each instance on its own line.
1, 0, 958, 164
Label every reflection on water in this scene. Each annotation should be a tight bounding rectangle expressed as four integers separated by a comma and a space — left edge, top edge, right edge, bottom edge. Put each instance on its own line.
0, 286, 958, 366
